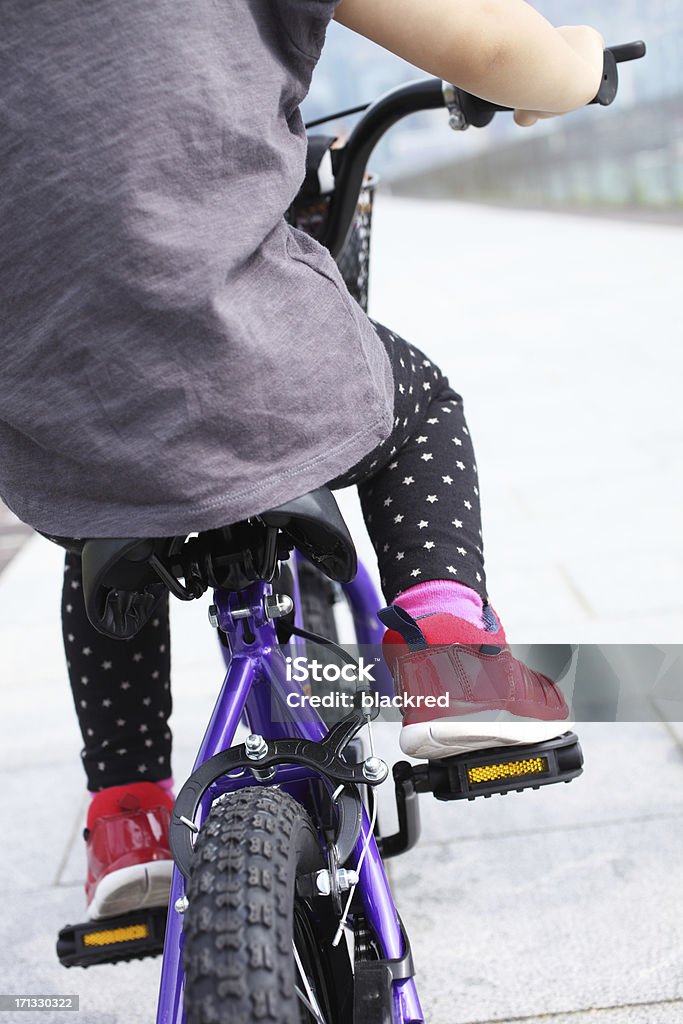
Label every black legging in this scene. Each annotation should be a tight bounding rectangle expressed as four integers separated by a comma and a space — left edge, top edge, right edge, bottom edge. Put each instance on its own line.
62, 320, 487, 789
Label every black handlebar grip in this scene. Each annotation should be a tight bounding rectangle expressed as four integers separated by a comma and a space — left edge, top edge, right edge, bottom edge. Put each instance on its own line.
591, 48, 618, 106
591, 41, 647, 106
450, 40, 646, 124
609, 40, 647, 63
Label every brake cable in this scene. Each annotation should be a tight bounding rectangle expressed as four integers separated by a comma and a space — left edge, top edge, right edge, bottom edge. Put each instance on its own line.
287, 623, 362, 669
305, 103, 370, 130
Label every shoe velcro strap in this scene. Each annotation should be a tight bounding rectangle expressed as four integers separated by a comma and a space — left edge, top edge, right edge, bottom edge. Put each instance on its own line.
377, 606, 428, 650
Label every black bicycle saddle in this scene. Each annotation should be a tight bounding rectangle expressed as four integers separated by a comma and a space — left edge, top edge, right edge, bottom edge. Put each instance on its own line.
80, 487, 357, 639
260, 485, 357, 583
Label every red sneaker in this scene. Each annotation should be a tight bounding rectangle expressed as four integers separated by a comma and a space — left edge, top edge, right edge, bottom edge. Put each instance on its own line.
85, 782, 175, 920
380, 607, 571, 760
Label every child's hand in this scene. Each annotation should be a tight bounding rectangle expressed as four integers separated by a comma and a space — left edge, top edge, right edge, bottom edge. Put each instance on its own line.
514, 25, 605, 127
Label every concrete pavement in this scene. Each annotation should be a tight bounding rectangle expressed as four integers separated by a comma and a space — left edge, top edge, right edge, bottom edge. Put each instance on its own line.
1, 198, 682, 1022
367, 196, 683, 644
0, 503, 32, 576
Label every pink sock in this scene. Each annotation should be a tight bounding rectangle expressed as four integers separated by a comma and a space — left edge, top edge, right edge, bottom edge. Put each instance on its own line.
89, 776, 174, 800
394, 580, 485, 628
392, 580, 506, 645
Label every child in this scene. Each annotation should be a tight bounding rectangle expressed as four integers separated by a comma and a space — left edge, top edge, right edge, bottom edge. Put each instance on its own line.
0, 0, 604, 920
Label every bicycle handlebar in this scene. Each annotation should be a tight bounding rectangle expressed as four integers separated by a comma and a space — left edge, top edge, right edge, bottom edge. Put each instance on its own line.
320, 78, 446, 258
319, 41, 646, 259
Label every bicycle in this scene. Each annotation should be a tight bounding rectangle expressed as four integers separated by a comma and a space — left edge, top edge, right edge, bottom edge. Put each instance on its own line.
56, 41, 645, 1024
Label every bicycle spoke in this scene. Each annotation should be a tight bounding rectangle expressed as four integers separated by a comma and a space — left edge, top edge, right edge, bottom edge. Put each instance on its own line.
292, 939, 328, 1024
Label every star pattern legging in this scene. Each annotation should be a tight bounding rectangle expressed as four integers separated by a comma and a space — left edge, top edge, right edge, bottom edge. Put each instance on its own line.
61, 319, 487, 789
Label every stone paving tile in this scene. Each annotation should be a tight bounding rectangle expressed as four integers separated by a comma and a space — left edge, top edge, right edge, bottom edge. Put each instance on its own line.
0, 887, 160, 1024
389, 815, 683, 1024
0, 673, 83, 771
376, 721, 683, 848
368, 197, 683, 643
0, 500, 33, 575
2, 762, 86, 893
504, 613, 683, 646
464, 1000, 683, 1024
558, 555, 683, 622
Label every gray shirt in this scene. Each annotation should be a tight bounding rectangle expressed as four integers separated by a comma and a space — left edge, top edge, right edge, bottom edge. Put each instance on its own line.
0, 0, 394, 537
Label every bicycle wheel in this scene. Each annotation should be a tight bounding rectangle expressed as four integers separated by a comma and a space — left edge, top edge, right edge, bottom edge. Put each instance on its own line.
183, 786, 353, 1024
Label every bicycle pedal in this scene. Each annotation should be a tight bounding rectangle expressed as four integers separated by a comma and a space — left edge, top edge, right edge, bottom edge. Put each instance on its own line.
412, 731, 583, 802
56, 906, 167, 968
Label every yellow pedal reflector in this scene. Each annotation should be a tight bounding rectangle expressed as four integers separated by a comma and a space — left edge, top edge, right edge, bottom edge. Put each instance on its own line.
414, 733, 583, 802
58, 906, 167, 967
83, 923, 150, 947
467, 756, 548, 786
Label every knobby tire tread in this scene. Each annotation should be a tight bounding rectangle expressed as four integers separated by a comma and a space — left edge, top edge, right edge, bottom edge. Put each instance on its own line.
183, 788, 326, 1024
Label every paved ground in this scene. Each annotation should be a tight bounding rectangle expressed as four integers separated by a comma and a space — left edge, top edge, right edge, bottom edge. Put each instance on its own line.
1, 199, 682, 1022
367, 197, 683, 645
0, 502, 33, 575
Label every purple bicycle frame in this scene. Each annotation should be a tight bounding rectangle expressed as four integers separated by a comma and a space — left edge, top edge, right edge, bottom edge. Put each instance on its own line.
155, 550, 424, 1024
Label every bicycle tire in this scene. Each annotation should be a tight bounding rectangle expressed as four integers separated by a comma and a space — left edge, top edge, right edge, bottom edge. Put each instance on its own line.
182, 786, 353, 1024
296, 559, 339, 646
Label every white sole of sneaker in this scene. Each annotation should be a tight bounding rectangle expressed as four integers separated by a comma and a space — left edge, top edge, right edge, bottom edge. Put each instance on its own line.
87, 860, 174, 921
400, 717, 575, 760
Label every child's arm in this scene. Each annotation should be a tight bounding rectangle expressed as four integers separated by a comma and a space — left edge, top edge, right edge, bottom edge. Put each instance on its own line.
333, 0, 604, 121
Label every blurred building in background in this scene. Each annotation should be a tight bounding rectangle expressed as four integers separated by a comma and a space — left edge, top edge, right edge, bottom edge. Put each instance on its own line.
306, 1, 683, 209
